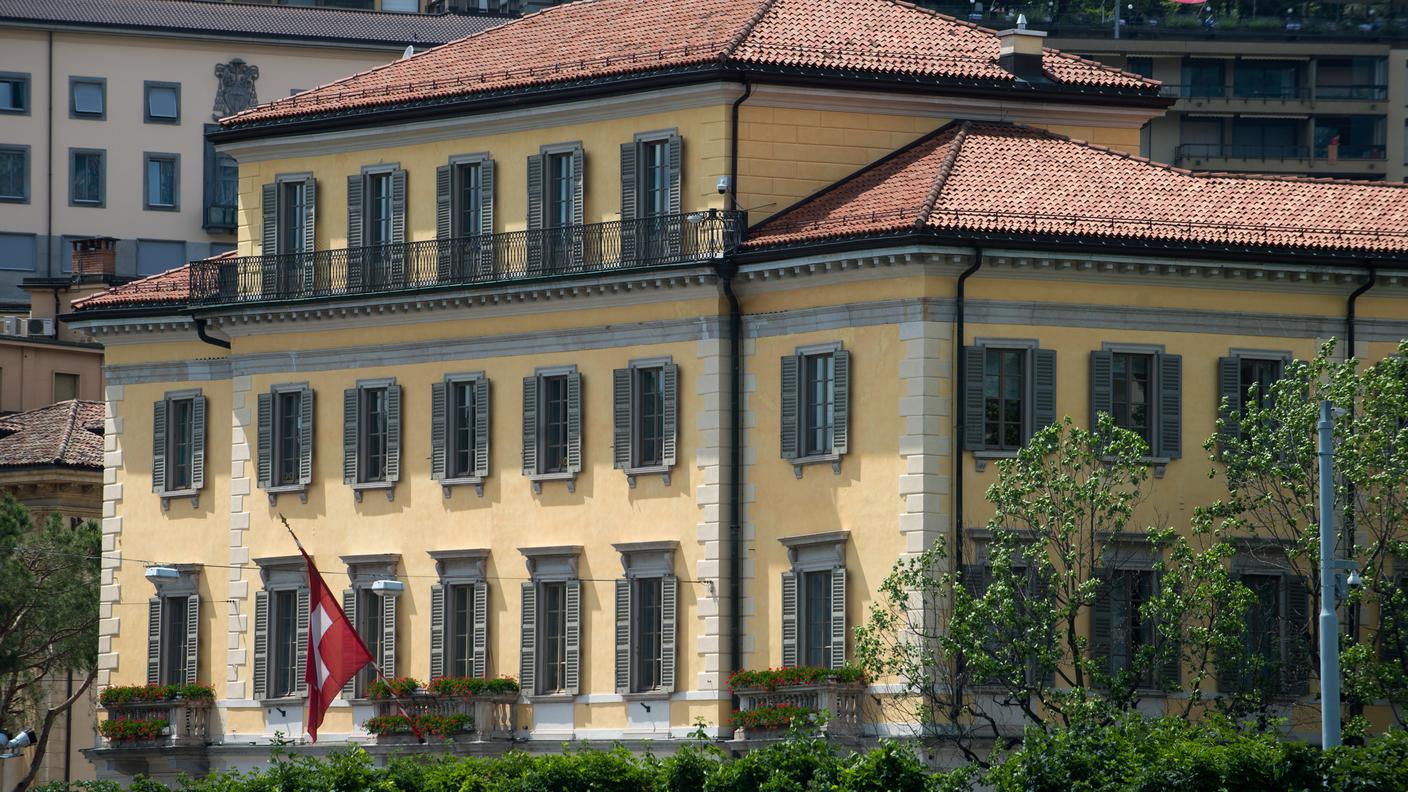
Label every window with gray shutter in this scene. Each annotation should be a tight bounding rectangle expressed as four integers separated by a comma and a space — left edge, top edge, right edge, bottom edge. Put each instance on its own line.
614, 358, 678, 484
380, 592, 398, 680
780, 532, 849, 668
525, 366, 580, 491
154, 390, 205, 505
519, 582, 537, 694
429, 583, 446, 680
614, 542, 678, 693
966, 344, 1056, 456
184, 594, 199, 685
1218, 353, 1287, 444
434, 373, 489, 495
252, 590, 269, 700
261, 385, 312, 499
1093, 346, 1182, 462
781, 343, 847, 474
146, 597, 162, 685
347, 379, 398, 500
614, 578, 631, 693
780, 571, 798, 668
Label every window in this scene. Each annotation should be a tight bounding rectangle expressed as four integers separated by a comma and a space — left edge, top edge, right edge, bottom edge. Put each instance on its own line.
1093, 567, 1178, 688
458, 161, 483, 237
779, 532, 848, 669
271, 588, 302, 697
620, 133, 681, 262
1222, 568, 1311, 697
1239, 357, 1283, 412
527, 144, 582, 271
0, 234, 36, 272
633, 577, 663, 690
144, 153, 179, 211
70, 149, 104, 206
0, 145, 28, 203
435, 155, 495, 278
206, 147, 238, 230
54, 373, 79, 402
1233, 60, 1300, 99
339, 556, 399, 699
519, 547, 580, 697
539, 581, 568, 694
1124, 57, 1153, 79
1091, 347, 1182, 460
802, 569, 834, 668
136, 240, 186, 276
361, 386, 389, 482
432, 374, 489, 487
276, 390, 303, 486
429, 549, 490, 679
69, 77, 105, 118
542, 375, 568, 473
522, 367, 581, 487
447, 583, 478, 678
614, 542, 678, 694
962, 343, 1056, 455
1111, 352, 1152, 445
985, 348, 1025, 450
780, 343, 850, 468
546, 152, 573, 228
253, 559, 309, 701
1217, 353, 1288, 440
355, 588, 385, 697
613, 359, 678, 477
1181, 59, 1225, 97
0, 73, 28, 114
144, 82, 180, 123
259, 384, 313, 496
160, 596, 190, 686
146, 572, 199, 687
344, 379, 401, 494
366, 171, 393, 246
280, 180, 308, 254
153, 389, 206, 497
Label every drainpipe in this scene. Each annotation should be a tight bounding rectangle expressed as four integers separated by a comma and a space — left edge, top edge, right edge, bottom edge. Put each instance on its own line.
1345, 266, 1376, 364
723, 77, 750, 690
46, 31, 54, 277
1342, 264, 1375, 715
193, 317, 230, 350
952, 248, 983, 715
727, 80, 752, 214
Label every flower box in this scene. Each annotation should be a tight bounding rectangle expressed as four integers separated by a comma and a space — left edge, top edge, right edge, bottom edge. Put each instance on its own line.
366, 679, 518, 744
729, 667, 866, 740
100, 696, 212, 749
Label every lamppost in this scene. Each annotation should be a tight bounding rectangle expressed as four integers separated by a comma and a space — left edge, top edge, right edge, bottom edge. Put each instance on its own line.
1317, 400, 1361, 749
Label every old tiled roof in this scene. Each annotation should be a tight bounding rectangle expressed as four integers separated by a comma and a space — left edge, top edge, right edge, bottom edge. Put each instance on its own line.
70, 258, 205, 312
223, 0, 1156, 127
0, 0, 509, 47
747, 121, 1408, 257
0, 401, 104, 471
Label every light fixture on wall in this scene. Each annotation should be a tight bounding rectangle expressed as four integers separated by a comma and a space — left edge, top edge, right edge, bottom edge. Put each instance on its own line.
370, 580, 404, 594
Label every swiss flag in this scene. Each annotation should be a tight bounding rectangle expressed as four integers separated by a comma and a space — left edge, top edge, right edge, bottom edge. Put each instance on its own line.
301, 549, 373, 743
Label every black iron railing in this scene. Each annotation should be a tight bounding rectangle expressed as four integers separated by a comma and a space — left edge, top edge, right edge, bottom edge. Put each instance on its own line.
189, 211, 744, 306
1175, 143, 1387, 162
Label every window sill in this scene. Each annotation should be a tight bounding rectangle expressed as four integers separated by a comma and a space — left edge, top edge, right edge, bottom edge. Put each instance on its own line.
971, 450, 1019, 472
438, 475, 485, 498
621, 690, 671, 702
1099, 456, 1172, 478
527, 470, 577, 494
158, 488, 200, 510
264, 484, 308, 505
623, 464, 671, 488
789, 453, 841, 479
524, 692, 575, 703
259, 695, 307, 707
350, 480, 395, 502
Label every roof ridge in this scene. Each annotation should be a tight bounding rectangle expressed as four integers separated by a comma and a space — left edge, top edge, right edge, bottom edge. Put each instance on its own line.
916, 121, 971, 227
53, 399, 80, 466
1041, 46, 1160, 87
722, 0, 782, 60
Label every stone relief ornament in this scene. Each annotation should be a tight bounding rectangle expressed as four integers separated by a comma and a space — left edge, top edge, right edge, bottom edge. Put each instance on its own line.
212, 58, 259, 120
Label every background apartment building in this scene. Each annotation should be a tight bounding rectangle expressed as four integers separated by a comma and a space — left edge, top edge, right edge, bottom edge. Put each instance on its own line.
0, 0, 506, 307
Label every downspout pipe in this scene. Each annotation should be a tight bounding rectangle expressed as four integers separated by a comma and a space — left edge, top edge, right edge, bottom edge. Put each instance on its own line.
727, 80, 751, 214
952, 248, 983, 713
193, 317, 230, 350
1345, 266, 1376, 363
725, 78, 750, 687
1342, 265, 1375, 705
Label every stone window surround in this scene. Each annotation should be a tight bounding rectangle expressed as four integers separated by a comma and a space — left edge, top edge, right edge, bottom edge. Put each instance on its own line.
969, 336, 1041, 471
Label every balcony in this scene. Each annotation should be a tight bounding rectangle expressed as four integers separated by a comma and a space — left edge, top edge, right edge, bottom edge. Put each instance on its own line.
100, 697, 211, 749
189, 211, 745, 307
732, 679, 866, 741
1174, 143, 1387, 175
367, 692, 517, 745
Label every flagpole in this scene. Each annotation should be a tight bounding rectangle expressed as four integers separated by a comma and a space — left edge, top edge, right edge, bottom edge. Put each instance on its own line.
279, 514, 426, 745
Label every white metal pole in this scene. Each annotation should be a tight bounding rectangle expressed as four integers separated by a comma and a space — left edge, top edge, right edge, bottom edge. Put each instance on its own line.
1318, 399, 1341, 749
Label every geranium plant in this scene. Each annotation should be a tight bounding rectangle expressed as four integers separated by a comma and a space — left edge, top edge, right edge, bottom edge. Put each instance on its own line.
98, 717, 169, 742
366, 677, 422, 699
100, 684, 215, 707
364, 713, 471, 738
731, 704, 817, 731
427, 676, 520, 697
727, 665, 865, 692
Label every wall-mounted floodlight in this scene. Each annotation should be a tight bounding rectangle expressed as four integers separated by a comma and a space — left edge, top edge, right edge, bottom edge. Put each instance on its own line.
370, 580, 404, 593
145, 566, 181, 580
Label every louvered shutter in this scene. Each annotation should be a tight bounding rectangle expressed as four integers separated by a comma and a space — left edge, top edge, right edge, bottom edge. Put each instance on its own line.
521, 376, 538, 476
252, 590, 269, 700
343, 388, 359, 484
261, 183, 277, 254
1157, 353, 1183, 459
184, 594, 200, 685
1218, 567, 1244, 695
147, 597, 162, 684
781, 571, 798, 668
612, 368, 632, 469
832, 349, 851, 456
615, 578, 632, 693
779, 354, 800, 460
389, 169, 407, 285
341, 589, 358, 699
472, 581, 488, 678
1283, 575, 1311, 695
1033, 349, 1057, 433
473, 378, 490, 479
570, 147, 585, 266
660, 575, 678, 692
619, 142, 637, 262
665, 135, 683, 256
152, 399, 168, 493
566, 371, 582, 473
1218, 356, 1241, 442
661, 363, 678, 469
257, 394, 273, 489
1090, 350, 1114, 428
298, 389, 314, 486
346, 174, 363, 288
435, 164, 452, 280
962, 347, 986, 451
525, 154, 543, 271
1091, 570, 1115, 676
381, 593, 398, 679
431, 381, 447, 481
429, 583, 446, 680
189, 395, 207, 492
519, 583, 537, 694
301, 176, 316, 256
829, 567, 847, 668
564, 580, 582, 694
1156, 574, 1181, 688
294, 588, 310, 695
385, 383, 401, 483
478, 159, 496, 275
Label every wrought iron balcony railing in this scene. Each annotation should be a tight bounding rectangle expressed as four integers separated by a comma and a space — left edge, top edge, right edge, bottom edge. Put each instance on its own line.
189, 210, 745, 306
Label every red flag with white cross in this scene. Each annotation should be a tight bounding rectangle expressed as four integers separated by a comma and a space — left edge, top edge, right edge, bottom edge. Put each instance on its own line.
301, 548, 373, 743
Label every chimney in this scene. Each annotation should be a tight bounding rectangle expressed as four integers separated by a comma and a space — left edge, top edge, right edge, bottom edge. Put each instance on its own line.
996, 15, 1047, 84
70, 236, 117, 281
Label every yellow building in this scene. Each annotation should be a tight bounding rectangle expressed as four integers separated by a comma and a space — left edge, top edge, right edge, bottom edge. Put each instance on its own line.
63, 0, 1408, 781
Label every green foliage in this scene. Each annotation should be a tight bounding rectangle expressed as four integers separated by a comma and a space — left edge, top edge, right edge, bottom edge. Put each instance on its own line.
362, 713, 471, 737
426, 675, 520, 696
100, 684, 216, 707
727, 665, 865, 691
96, 718, 168, 742
729, 704, 817, 731
365, 677, 421, 699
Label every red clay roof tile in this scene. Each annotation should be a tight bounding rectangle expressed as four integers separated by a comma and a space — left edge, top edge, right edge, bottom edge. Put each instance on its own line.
69, 253, 215, 311
0, 400, 104, 471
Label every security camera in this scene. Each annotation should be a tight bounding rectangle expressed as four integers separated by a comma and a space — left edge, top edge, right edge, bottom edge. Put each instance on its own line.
715, 176, 731, 195
1347, 570, 1362, 590
0, 729, 35, 759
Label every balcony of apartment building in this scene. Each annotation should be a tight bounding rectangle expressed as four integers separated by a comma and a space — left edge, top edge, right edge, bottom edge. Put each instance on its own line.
1154, 56, 1387, 114
188, 211, 745, 307
1174, 114, 1387, 176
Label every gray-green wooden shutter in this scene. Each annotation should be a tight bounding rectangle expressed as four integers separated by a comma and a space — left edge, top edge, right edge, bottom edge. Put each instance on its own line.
252, 590, 269, 700
1090, 350, 1114, 428
1218, 356, 1241, 441
478, 160, 495, 275
780, 354, 800, 460
662, 363, 678, 469
612, 367, 632, 469
1218, 566, 1244, 695
256, 393, 273, 488
473, 379, 490, 479
152, 399, 168, 493
294, 587, 310, 695
298, 388, 314, 486
1157, 353, 1182, 459
665, 135, 683, 256
660, 574, 677, 692
619, 142, 637, 262
832, 349, 850, 456
1283, 575, 1311, 694
472, 581, 488, 678
431, 381, 447, 481
346, 174, 363, 288
519, 582, 537, 694
191, 395, 207, 492
385, 383, 401, 483
781, 570, 798, 667
341, 589, 357, 699
389, 169, 407, 285
261, 183, 277, 254
829, 567, 847, 668
1091, 570, 1116, 676
570, 147, 585, 266
614, 578, 631, 693
1033, 349, 1057, 433
184, 594, 200, 685
429, 583, 446, 679
381, 592, 397, 679
962, 347, 986, 451
343, 388, 359, 484
521, 376, 538, 476
526, 154, 543, 271
435, 164, 453, 280
301, 176, 316, 255
1156, 574, 1181, 687
147, 597, 162, 684
564, 579, 581, 695
566, 371, 582, 473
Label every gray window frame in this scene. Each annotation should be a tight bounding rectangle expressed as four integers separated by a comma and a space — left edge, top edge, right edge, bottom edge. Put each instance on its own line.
781, 341, 849, 476
143, 152, 180, 212
53, 372, 79, 402
143, 81, 181, 124
155, 388, 204, 503
435, 371, 489, 492
253, 556, 310, 703
428, 549, 490, 680
615, 356, 677, 484
271, 383, 311, 492
967, 337, 1049, 467
449, 152, 491, 238
68, 76, 106, 119
340, 554, 400, 700
0, 72, 30, 115
0, 144, 29, 204
779, 531, 849, 669
145, 564, 201, 687
613, 541, 678, 697
1096, 341, 1180, 468
520, 546, 582, 700
524, 364, 581, 491
69, 148, 105, 207
0, 233, 38, 272
356, 379, 392, 486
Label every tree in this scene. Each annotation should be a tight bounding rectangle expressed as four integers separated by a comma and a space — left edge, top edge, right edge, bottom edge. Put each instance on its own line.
0, 496, 100, 792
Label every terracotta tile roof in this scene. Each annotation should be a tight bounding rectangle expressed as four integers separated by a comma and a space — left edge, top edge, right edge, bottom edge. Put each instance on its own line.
0, 401, 104, 471
747, 121, 1408, 257
70, 257, 205, 312
0, 0, 508, 47
223, 0, 1155, 127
